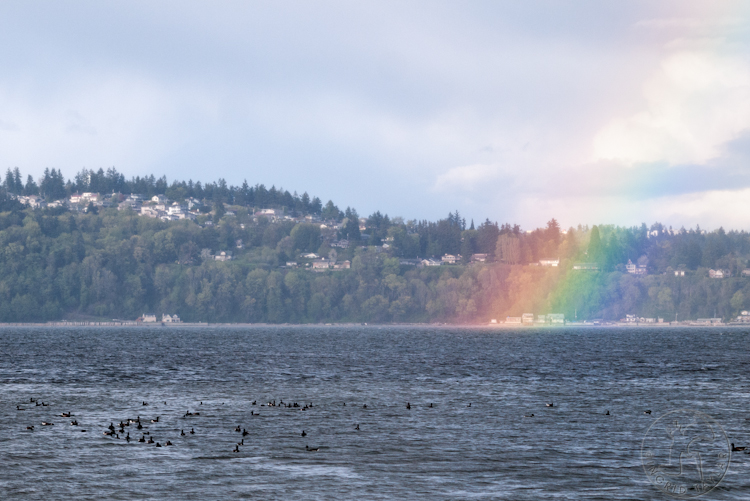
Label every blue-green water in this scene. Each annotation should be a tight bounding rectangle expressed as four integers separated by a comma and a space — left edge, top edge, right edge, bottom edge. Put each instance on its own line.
1, 326, 748, 500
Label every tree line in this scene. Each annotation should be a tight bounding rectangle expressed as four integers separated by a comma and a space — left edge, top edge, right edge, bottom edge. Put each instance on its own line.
2, 168, 750, 323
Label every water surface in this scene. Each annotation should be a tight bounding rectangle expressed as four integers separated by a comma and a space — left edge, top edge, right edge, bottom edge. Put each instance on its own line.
1, 326, 748, 500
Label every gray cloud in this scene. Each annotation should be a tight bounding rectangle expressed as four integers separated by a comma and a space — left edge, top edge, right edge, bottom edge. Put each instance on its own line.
0, 1, 747, 228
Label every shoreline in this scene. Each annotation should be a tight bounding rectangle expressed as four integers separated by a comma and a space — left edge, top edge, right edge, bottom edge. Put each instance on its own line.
0, 321, 747, 328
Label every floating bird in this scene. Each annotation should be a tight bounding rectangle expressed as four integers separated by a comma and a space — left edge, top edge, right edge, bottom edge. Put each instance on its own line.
181, 429, 185, 436
151, 417, 159, 423
235, 426, 241, 432
26, 425, 34, 431
546, 403, 554, 407
242, 429, 248, 436
731, 443, 747, 452
71, 420, 78, 426
429, 403, 433, 408
305, 445, 319, 452
363, 404, 367, 409
61, 412, 72, 417
644, 410, 652, 415
233, 445, 240, 453
165, 441, 172, 446
147, 437, 154, 444
139, 436, 146, 443
467, 403, 471, 407
16, 406, 24, 411
301, 430, 306, 437
355, 424, 360, 430
155, 442, 161, 447
142, 401, 148, 406
524, 414, 534, 418
190, 428, 195, 434
41, 422, 54, 426
126, 433, 130, 443
605, 411, 610, 416
406, 403, 411, 410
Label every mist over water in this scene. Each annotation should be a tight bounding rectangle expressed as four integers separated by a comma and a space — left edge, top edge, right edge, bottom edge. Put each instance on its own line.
1, 326, 749, 500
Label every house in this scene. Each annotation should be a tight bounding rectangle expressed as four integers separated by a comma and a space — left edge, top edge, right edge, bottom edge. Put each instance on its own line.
573, 263, 599, 271
709, 269, 729, 278
626, 260, 647, 275
20, 195, 47, 208
286, 262, 298, 268
539, 258, 559, 267
735, 311, 750, 323
163, 314, 181, 323
548, 313, 565, 324
441, 254, 458, 264
236, 239, 244, 249
311, 260, 331, 271
522, 313, 534, 324
421, 258, 441, 267
140, 314, 157, 323
471, 254, 488, 263
301, 253, 319, 259
152, 194, 167, 204
214, 251, 232, 262
674, 270, 685, 276
255, 208, 277, 217
332, 260, 351, 270
505, 317, 522, 324
742, 269, 750, 277
331, 240, 350, 249
168, 202, 185, 215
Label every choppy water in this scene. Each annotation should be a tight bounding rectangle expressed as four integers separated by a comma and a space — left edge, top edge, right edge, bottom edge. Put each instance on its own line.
1, 326, 749, 500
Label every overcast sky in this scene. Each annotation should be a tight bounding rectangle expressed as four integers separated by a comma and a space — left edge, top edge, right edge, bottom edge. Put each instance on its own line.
1, 1, 749, 229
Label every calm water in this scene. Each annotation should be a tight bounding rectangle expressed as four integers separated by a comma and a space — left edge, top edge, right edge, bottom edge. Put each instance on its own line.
1, 326, 749, 500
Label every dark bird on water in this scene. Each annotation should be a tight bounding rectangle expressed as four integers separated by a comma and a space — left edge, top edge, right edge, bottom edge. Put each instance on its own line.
181, 429, 185, 436
143, 401, 148, 406
301, 430, 306, 437
605, 411, 610, 415
26, 426, 34, 431
546, 403, 554, 407
406, 403, 411, 410
306, 445, 319, 452
355, 424, 360, 430
190, 428, 195, 434
524, 414, 534, 418
644, 410, 652, 415
467, 403, 471, 407
731, 443, 747, 452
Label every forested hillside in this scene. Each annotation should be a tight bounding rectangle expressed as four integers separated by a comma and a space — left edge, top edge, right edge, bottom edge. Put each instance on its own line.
2, 168, 750, 323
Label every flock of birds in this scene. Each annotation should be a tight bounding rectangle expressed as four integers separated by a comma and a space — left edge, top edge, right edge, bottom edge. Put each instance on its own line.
15, 397, 748, 454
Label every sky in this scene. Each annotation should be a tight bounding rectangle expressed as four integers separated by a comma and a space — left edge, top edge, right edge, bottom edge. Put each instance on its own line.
1, 1, 749, 230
